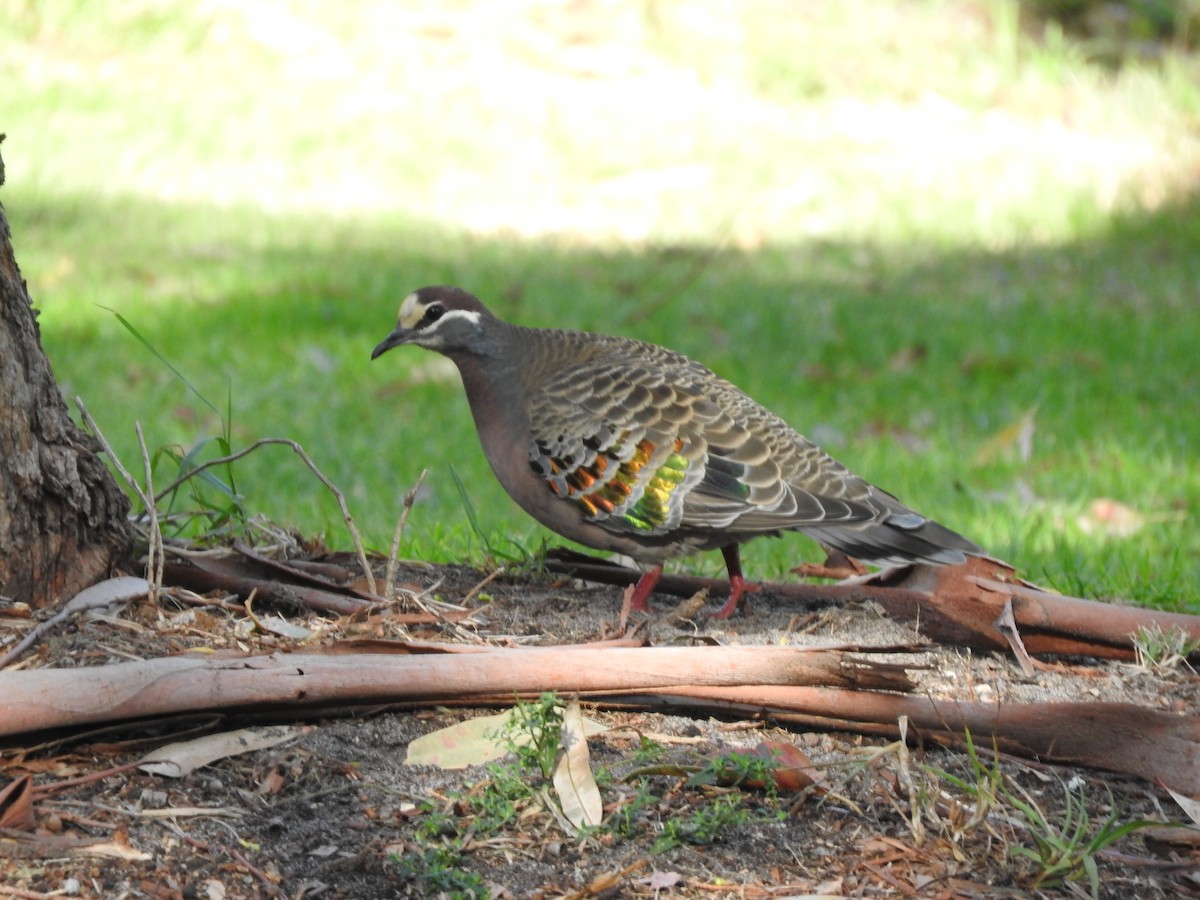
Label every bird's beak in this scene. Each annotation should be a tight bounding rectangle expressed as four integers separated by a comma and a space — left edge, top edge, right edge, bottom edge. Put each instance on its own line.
371, 328, 411, 360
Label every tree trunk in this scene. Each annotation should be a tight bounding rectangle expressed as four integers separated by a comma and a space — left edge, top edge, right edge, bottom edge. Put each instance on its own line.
0, 141, 131, 607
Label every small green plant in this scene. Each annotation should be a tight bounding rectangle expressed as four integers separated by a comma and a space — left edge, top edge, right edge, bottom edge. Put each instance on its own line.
449, 466, 535, 568
443, 694, 567, 836
922, 729, 1006, 844
499, 692, 565, 780
1132, 623, 1200, 674
606, 778, 659, 839
1003, 779, 1161, 896
901, 732, 1165, 893
653, 794, 752, 854
151, 436, 248, 536
393, 843, 489, 899
689, 749, 782, 798
394, 803, 490, 898
630, 735, 666, 765
469, 767, 527, 834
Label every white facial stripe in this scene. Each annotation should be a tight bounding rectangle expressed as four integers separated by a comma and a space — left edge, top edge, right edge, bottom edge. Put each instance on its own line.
396, 296, 483, 333
414, 308, 483, 349
437, 309, 482, 328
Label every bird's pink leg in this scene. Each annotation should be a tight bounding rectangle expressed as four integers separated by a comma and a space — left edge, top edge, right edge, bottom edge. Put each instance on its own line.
712, 544, 760, 619
626, 564, 664, 613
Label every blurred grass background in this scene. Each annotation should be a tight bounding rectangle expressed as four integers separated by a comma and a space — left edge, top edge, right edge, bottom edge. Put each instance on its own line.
1, 0, 1197, 609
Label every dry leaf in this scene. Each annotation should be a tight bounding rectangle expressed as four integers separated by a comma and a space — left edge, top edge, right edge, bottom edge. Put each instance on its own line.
258, 768, 286, 796
1166, 785, 1200, 826
251, 615, 314, 640
0, 775, 35, 830
747, 741, 826, 794
138, 726, 301, 778
406, 709, 607, 770
1077, 498, 1145, 537
404, 711, 516, 769
70, 576, 152, 615
637, 870, 684, 889
552, 698, 603, 830
81, 839, 153, 860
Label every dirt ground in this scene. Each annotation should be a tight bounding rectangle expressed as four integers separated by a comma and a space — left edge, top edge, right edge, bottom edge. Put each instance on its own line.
1, 557, 1198, 899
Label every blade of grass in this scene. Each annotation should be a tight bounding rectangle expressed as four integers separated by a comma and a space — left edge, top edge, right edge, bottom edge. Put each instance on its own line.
103, 306, 225, 423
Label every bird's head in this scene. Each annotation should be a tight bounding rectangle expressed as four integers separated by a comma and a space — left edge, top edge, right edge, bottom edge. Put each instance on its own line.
371, 285, 493, 359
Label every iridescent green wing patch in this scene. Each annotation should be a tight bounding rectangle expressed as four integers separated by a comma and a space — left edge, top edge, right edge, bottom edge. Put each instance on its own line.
619, 443, 689, 530
530, 432, 692, 532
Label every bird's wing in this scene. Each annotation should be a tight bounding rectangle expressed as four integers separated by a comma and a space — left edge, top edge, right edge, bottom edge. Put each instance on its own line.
525, 355, 880, 538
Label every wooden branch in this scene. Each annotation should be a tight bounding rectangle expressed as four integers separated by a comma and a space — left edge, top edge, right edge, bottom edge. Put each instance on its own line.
544, 551, 1200, 661
4, 642, 1194, 792
594, 686, 1200, 793
873, 560, 1200, 658
160, 558, 374, 616
0, 645, 911, 738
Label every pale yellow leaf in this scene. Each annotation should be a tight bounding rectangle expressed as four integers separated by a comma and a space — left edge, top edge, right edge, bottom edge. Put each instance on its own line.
1165, 786, 1200, 826
404, 711, 515, 769
406, 709, 607, 770
138, 726, 301, 778
552, 698, 602, 830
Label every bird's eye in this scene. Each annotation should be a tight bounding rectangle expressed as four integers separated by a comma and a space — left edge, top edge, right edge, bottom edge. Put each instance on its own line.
424, 303, 445, 324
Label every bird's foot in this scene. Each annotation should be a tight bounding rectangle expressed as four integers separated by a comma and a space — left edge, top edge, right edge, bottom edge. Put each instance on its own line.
710, 574, 761, 620
624, 564, 664, 614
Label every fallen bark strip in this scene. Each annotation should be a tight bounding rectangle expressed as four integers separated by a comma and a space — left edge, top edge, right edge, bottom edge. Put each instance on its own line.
599, 686, 1200, 795
873, 560, 1200, 659
3, 645, 1194, 793
161, 559, 374, 616
545, 552, 1200, 661
0, 646, 912, 738
231, 542, 380, 603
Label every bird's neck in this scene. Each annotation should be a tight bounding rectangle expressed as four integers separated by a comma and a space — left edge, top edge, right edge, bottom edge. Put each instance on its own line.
448, 342, 537, 499
446, 333, 529, 437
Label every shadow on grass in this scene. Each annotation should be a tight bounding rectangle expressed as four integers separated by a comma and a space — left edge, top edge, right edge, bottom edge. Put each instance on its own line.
7, 185, 1199, 608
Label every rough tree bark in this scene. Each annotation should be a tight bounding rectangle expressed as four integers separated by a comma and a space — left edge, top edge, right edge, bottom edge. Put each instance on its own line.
0, 140, 131, 607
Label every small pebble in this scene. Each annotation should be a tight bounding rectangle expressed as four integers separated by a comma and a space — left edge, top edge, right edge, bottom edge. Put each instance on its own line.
140, 789, 168, 807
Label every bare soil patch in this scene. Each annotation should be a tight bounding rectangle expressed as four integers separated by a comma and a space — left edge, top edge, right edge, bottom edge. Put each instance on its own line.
1, 558, 1198, 898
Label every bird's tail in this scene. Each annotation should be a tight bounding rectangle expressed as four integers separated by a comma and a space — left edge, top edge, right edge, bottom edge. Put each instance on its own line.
804, 497, 984, 568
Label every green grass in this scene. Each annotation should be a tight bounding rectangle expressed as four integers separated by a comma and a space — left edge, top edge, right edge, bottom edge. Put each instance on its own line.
2, 1, 1198, 609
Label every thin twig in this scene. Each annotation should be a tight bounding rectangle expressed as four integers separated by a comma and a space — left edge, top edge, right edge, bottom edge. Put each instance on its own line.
0, 577, 150, 669
401, 577, 487, 644
76, 407, 379, 597
173, 829, 284, 898
75, 398, 162, 590
135, 422, 163, 598
147, 435, 377, 597
149, 437, 284, 502
385, 468, 427, 600
75, 398, 144, 503
0, 883, 64, 899
461, 566, 505, 606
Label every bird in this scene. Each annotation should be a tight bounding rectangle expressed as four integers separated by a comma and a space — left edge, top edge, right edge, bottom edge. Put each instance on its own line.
371, 285, 985, 619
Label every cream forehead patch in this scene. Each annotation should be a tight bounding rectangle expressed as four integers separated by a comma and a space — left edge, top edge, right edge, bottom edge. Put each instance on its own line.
396, 292, 423, 328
